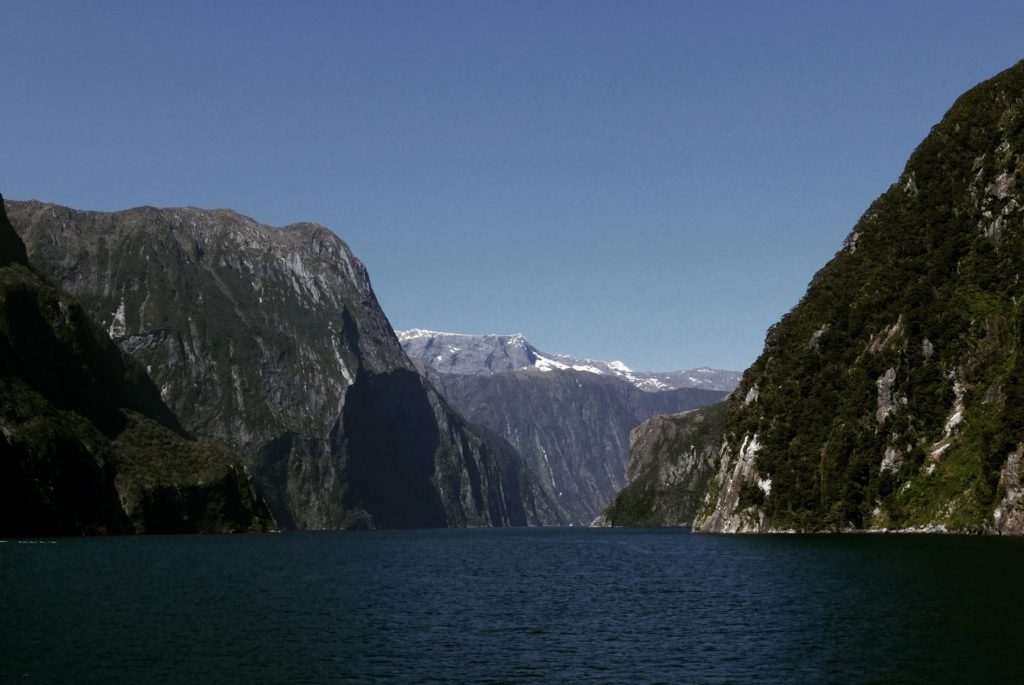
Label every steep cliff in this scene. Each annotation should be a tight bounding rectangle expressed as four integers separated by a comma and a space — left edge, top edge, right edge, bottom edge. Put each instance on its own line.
6, 201, 559, 528
594, 402, 727, 527
430, 368, 726, 524
693, 61, 1024, 534
0, 195, 274, 537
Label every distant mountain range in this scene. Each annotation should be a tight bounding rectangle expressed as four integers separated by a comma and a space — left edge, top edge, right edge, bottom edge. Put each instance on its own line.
398, 329, 741, 392
401, 329, 735, 524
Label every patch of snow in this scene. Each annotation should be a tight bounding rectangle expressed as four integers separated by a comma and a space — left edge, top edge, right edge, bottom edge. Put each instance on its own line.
533, 354, 569, 372
607, 360, 632, 373
571, 364, 603, 375
398, 329, 740, 392
397, 328, 448, 341
634, 378, 670, 391
398, 328, 525, 341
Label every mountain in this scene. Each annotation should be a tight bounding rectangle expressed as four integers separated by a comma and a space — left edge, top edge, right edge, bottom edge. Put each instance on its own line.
593, 402, 728, 528
430, 369, 726, 524
0, 195, 274, 537
402, 330, 733, 523
6, 200, 561, 529
399, 329, 741, 392
618, 60, 1024, 534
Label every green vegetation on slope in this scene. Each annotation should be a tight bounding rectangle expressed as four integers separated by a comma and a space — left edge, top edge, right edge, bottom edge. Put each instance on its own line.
597, 402, 728, 527
0, 195, 274, 536
7, 200, 561, 529
697, 60, 1024, 533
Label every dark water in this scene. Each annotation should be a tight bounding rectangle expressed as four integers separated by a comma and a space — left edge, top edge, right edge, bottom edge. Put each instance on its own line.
3, 528, 1023, 684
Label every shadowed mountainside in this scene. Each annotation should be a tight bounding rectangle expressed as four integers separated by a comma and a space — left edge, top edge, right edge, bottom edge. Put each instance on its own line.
7, 200, 561, 529
0, 195, 274, 537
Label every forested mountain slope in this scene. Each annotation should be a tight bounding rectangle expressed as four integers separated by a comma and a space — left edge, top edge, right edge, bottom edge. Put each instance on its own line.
695, 61, 1024, 533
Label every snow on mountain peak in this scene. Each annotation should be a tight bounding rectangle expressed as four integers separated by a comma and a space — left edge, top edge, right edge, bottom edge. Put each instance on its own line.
397, 328, 453, 341
398, 329, 741, 392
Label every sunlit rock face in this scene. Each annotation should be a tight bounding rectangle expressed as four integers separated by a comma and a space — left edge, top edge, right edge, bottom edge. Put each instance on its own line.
593, 402, 728, 529
8, 200, 560, 529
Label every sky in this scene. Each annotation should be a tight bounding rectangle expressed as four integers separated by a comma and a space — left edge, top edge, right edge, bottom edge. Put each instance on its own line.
3, 1, 1024, 372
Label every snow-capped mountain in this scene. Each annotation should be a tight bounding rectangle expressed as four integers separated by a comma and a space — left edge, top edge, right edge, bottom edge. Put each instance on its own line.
400, 328, 734, 523
398, 329, 741, 392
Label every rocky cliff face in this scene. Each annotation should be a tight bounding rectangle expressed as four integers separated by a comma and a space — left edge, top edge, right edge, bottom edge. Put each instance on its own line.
6, 201, 560, 529
429, 368, 726, 524
692, 60, 1024, 534
593, 402, 727, 528
0, 195, 274, 537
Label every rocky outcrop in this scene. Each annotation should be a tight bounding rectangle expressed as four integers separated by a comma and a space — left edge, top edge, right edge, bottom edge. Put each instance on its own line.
402, 329, 734, 524
430, 368, 726, 524
594, 402, 727, 527
6, 200, 560, 529
693, 60, 1024, 534
0, 195, 273, 537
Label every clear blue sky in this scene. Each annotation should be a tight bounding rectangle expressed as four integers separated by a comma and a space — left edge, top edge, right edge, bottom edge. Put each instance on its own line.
3, 1, 1023, 371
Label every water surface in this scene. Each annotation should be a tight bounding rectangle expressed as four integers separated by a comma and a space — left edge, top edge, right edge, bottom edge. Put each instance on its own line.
3, 528, 1022, 683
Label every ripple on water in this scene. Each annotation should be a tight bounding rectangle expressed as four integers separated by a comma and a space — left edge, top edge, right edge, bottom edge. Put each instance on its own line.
3, 529, 1024, 683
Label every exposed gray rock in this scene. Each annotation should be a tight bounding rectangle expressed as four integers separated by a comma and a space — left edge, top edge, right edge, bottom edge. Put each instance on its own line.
994, 447, 1024, 534
694, 432, 774, 534
7, 200, 561, 529
429, 367, 726, 524
593, 402, 728, 528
